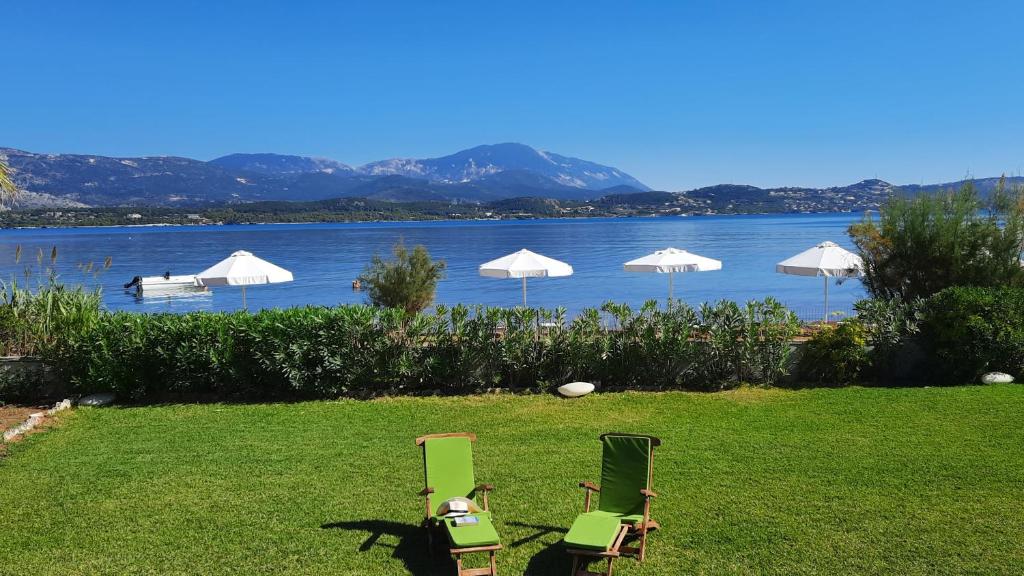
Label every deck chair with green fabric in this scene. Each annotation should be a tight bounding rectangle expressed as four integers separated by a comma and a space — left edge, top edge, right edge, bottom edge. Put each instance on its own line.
416, 433, 501, 576
563, 433, 661, 576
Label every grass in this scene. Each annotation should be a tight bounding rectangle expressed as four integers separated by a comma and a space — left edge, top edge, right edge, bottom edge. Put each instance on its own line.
1, 385, 1023, 575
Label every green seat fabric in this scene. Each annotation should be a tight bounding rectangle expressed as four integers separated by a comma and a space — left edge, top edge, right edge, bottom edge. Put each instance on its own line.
442, 512, 500, 548
423, 437, 477, 516
597, 435, 652, 517
564, 512, 622, 551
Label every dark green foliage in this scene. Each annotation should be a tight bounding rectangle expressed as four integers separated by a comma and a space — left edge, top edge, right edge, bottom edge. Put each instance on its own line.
849, 180, 1024, 300
598, 301, 702, 389
798, 321, 870, 385
0, 359, 47, 403
26, 299, 802, 401
359, 241, 446, 314
739, 298, 804, 386
920, 286, 1024, 384
854, 296, 924, 375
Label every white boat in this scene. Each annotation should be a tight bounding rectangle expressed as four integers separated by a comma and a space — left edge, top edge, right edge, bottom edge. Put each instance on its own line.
124, 274, 208, 297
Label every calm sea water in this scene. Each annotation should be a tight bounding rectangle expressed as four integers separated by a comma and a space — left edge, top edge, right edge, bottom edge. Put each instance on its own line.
0, 214, 866, 320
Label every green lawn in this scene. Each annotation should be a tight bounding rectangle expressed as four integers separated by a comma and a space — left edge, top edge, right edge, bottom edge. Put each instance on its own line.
1, 386, 1023, 575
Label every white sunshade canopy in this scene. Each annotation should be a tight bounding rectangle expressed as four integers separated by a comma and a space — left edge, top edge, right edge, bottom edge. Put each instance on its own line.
479, 249, 573, 279
776, 241, 863, 278
197, 250, 294, 286
624, 247, 722, 305
479, 249, 572, 306
197, 250, 293, 308
623, 247, 722, 273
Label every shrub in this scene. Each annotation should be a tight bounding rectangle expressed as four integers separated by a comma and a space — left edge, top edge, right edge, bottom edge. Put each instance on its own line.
854, 296, 924, 376
920, 286, 1024, 384
849, 180, 1024, 300
600, 300, 700, 389
798, 321, 870, 385
738, 298, 802, 386
598, 298, 800, 391
359, 240, 446, 314
0, 275, 102, 358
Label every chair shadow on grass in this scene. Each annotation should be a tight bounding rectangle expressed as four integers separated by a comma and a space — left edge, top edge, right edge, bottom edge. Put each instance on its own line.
321, 519, 450, 576
507, 521, 572, 576
322, 519, 573, 576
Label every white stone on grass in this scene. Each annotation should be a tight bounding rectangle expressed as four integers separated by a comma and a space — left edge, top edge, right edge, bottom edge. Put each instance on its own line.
79, 393, 116, 407
981, 372, 1014, 384
558, 382, 595, 398
48, 399, 72, 414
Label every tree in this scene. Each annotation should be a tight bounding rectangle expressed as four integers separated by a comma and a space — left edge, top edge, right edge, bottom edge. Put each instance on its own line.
359, 240, 446, 314
849, 179, 1024, 300
0, 159, 19, 208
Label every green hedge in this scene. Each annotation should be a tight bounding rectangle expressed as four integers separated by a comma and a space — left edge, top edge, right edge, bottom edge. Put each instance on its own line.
44, 299, 800, 400
921, 286, 1024, 384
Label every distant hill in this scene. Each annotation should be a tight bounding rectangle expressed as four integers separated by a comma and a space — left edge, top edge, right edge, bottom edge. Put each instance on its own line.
210, 153, 353, 175
896, 176, 1024, 196
677, 179, 895, 213
597, 184, 645, 195
596, 191, 677, 206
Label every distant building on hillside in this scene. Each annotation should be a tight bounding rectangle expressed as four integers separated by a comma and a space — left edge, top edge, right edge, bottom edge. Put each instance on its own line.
126, 213, 143, 220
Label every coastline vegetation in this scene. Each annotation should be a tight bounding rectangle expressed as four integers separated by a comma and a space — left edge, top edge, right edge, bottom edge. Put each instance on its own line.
0, 188, 857, 228
29, 298, 799, 402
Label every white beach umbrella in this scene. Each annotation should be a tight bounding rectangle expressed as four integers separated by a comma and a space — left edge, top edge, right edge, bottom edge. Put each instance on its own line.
624, 247, 722, 305
479, 248, 573, 306
197, 250, 294, 309
776, 241, 863, 322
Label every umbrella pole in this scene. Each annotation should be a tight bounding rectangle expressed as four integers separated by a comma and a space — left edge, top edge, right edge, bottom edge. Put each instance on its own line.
668, 271, 674, 309
522, 276, 527, 307
823, 276, 828, 323
242, 285, 247, 310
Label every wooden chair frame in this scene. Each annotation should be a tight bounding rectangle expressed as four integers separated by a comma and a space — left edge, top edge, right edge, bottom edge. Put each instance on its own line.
416, 433, 501, 576
567, 433, 662, 576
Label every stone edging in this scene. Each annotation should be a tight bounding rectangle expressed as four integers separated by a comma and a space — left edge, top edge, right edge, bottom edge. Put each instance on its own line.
2, 399, 73, 442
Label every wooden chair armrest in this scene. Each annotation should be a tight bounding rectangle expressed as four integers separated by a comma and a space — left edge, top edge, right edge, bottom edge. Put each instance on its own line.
474, 483, 494, 511
579, 481, 599, 512
419, 487, 435, 496
640, 488, 658, 498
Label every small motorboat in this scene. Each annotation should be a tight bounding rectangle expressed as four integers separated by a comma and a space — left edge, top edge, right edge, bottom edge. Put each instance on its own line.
124, 272, 209, 297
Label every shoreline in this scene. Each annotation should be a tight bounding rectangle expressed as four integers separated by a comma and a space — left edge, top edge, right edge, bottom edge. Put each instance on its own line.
2, 209, 863, 232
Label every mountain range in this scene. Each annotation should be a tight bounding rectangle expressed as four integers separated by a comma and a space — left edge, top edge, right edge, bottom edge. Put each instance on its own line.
0, 143, 649, 208
2, 143, 1020, 213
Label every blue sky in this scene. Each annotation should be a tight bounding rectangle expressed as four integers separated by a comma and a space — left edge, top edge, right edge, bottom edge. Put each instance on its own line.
3, 1, 1023, 190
